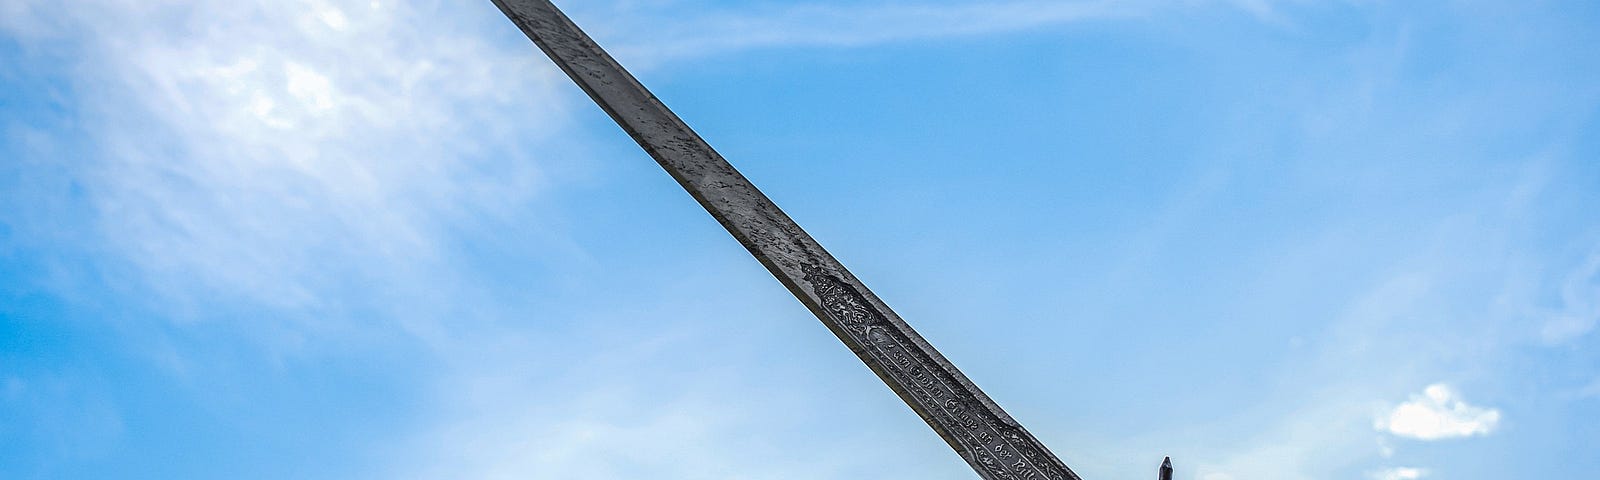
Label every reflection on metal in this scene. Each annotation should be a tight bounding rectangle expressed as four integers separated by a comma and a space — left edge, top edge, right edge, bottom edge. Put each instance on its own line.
488, 1, 1081, 478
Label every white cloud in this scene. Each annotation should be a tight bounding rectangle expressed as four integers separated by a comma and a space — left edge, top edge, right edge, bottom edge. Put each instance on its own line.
317, 6, 350, 30
1371, 467, 1428, 480
1376, 384, 1501, 440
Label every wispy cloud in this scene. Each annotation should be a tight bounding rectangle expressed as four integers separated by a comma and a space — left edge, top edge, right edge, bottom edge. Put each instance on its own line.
3, 0, 570, 330
2, 0, 585, 470
1371, 466, 1428, 480
1376, 384, 1501, 441
1185, 394, 1381, 480
583, 0, 1156, 62
396, 368, 846, 479
1539, 252, 1600, 343
581, 0, 1343, 63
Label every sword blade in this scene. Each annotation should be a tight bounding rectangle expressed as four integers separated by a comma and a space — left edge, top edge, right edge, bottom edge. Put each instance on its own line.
488, 2, 1080, 478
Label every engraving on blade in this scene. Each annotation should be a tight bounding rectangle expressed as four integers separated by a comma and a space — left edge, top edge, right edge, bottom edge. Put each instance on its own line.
489, 1, 1081, 478
804, 266, 1072, 480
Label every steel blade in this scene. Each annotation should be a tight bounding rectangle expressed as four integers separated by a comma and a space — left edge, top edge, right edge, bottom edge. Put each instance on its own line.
488, 2, 1082, 478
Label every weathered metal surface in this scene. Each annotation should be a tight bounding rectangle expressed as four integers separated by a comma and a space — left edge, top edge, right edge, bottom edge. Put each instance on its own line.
488, 1, 1081, 478
1160, 457, 1173, 480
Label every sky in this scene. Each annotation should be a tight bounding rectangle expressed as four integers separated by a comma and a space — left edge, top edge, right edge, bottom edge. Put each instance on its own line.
1, 0, 1597, 479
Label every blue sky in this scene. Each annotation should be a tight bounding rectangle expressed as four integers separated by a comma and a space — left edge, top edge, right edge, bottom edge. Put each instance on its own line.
2, 0, 1597, 479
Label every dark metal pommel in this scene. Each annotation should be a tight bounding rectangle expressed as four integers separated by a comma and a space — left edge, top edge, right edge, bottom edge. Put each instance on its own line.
1159, 457, 1174, 480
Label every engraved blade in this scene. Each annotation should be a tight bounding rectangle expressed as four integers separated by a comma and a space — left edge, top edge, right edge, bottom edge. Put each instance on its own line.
488, 1, 1082, 478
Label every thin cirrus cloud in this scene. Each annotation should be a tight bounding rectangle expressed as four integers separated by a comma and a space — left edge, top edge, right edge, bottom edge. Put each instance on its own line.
1375, 384, 1502, 441
577, 0, 1305, 63
602, 1, 1140, 58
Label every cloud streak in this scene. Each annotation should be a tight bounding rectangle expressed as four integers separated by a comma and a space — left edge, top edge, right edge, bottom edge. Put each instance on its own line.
582, 0, 1154, 62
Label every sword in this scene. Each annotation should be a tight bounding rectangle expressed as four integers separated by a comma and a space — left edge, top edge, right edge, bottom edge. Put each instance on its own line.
489, 1, 1082, 478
